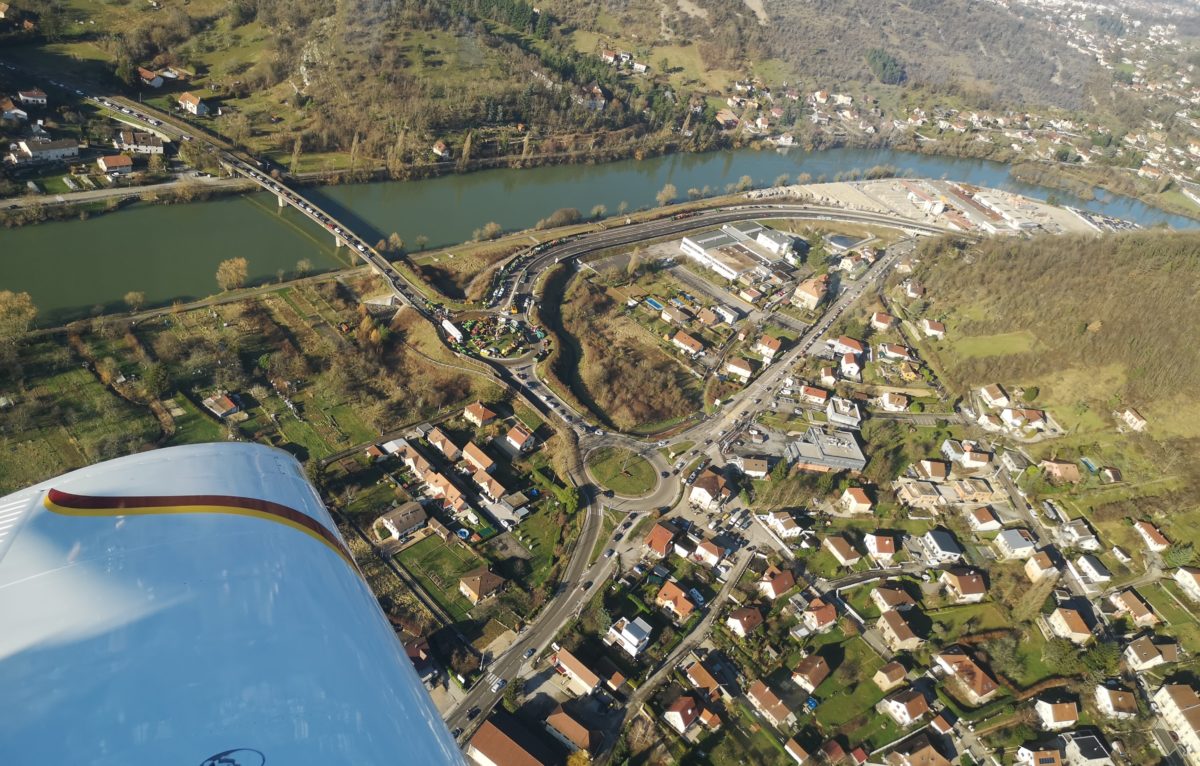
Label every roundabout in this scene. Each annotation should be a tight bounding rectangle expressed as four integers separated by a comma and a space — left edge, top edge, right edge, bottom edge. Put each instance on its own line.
585, 446, 659, 498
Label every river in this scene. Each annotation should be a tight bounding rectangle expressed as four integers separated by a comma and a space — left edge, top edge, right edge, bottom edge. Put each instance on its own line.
3, 147, 1195, 325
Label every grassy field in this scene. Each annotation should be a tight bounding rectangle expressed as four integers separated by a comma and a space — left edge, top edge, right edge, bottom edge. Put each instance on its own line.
397, 534, 487, 622
810, 636, 901, 749
1140, 582, 1200, 653
948, 330, 1038, 358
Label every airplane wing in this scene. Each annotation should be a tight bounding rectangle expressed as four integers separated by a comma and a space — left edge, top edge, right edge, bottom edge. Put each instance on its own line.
0, 442, 465, 765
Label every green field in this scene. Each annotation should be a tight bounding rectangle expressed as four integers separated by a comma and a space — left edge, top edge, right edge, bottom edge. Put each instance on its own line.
396, 534, 487, 621
948, 331, 1037, 358
587, 446, 658, 496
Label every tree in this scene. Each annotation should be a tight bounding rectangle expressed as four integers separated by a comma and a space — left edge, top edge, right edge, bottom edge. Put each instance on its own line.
1042, 638, 1083, 675
290, 137, 303, 175
474, 221, 503, 241
774, 173, 790, 187
590, 204, 607, 220
296, 258, 312, 276
567, 750, 592, 766
655, 183, 677, 207
866, 49, 907, 84
1165, 543, 1196, 568
736, 174, 754, 191
388, 233, 405, 254
415, 234, 429, 251
0, 290, 37, 344
148, 153, 166, 174
123, 291, 145, 312
215, 257, 249, 291
142, 362, 171, 398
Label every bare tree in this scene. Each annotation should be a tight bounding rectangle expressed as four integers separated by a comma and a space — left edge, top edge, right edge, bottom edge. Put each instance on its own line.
215, 257, 250, 291
123, 291, 145, 312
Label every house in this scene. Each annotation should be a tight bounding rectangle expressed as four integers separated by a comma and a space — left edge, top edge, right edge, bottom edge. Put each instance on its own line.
895, 480, 943, 511
877, 343, 914, 362
823, 535, 861, 567
803, 596, 837, 632
1175, 566, 1200, 602
672, 330, 704, 356
840, 353, 861, 379
874, 661, 907, 691
459, 567, 505, 605
178, 92, 209, 116
545, 705, 598, 753
1076, 554, 1112, 584
1124, 635, 1180, 671
1016, 744, 1063, 766
690, 468, 731, 510
996, 529, 1039, 560
877, 610, 923, 651
785, 738, 810, 764
694, 539, 724, 567
791, 276, 829, 310
1063, 732, 1114, 766
1110, 589, 1158, 627
1094, 685, 1138, 720
684, 659, 725, 702
864, 532, 897, 564
662, 694, 701, 735
605, 616, 653, 657
792, 653, 831, 693
464, 401, 497, 427
726, 357, 754, 381
1041, 459, 1082, 484
466, 712, 559, 766
756, 334, 783, 360
727, 606, 764, 638
879, 392, 909, 412
830, 336, 866, 355
740, 457, 770, 479
17, 88, 47, 106
966, 506, 1002, 533
886, 733, 951, 766
1134, 520, 1170, 553
1035, 699, 1079, 730
645, 521, 680, 558
138, 67, 163, 87
921, 318, 947, 338
936, 649, 999, 704
819, 366, 837, 386
840, 487, 873, 514
747, 680, 795, 728
1047, 607, 1092, 645
656, 581, 697, 622
372, 501, 427, 542
929, 711, 956, 736
871, 312, 896, 331
921, 529, 964, 563
882, 688, 930, 726
1119, 407, 1147, 432
474, 471, 507, 502
405, 635, 438, 682
914, 459, 950, 482
1061, 518, 1101, 550
506, 423, 535, 453
979, 384, 1010, 408
427, 427, 461, 461
113, 130, 164, 154
1155, 684, 1200, 757
871, 584, 916, 612
798, 386, 829, 407
552, 648, 601, 696
940, 569, 987, 604
11, 138, 78, 163
826, 397, 862, 428
759, 566, 795, 600
202, 393, 240, 418
661, 305, 690, 325
0, 97, 27, 121
463, 442, 495, 474
765, 511, 804, 539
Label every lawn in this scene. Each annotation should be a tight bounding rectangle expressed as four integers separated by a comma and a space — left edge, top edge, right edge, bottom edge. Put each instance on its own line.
928, 602, 1009, 640
809, 636, 903, 750
517, 506, 571, 588
1141, 582, 1200, 653
587, 446, 658, 496
396, 534, 486, 621
1009, 629, 1056, 688
590, 508, 623, 565
948, 331, 1038, 358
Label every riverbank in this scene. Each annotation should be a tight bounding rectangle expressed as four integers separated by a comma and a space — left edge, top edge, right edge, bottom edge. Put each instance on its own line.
0, 177, 258, 228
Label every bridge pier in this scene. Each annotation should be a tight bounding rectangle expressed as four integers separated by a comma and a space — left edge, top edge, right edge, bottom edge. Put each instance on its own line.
334, 234, 344, 248
277, 193, 286, 208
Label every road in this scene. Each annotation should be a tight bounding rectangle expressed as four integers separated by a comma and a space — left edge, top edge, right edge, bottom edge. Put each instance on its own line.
4, 174, 252, 209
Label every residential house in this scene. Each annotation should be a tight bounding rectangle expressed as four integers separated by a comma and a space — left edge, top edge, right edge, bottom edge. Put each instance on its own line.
1155, 684, 1200, 757
1048, 607, 1092, 645
877, 610, 923, 652
1109, 589, 1158, 628
759, 566, 795, 600
661, 305, 690, 325
690, 468, 731, 510
672, 330, 704, 356
798, 385, 829, 407
138, 67, 163, 87
545, 705, 598, 753
405, 635, 438, 683
823, 535, 861, 567
871, 312, 896, 331
684, 659, 725, 702
459, 567, 505, 605
372, 501, 427, 542
741, 457, 770, 479
663, 694, 700, 734
463, 442, 495, 474
894, 479, 944, 510
11, 138, 78, 163
921, 318, 947, 338
1041, 460, 1082, 484
431, 141, 449, 158
427, 427, 461, 461
922, 529, 964, 563
871, 584, 916, 612
1035, 699, 1079, 730
727, 607, 764, 638
113, 130, 163, 154
466, 713, 558, 766
840, 487, 873, 514
914, 459, 950, 482
1119, 407, 1147, 432
1061, 518, 1101, 550
747, 680, 796, 729
464, 401, 497, 427
726, 357, 754, 381
765, 511, 804, 539
1134, 520, 1171, 553
474, 471, 507, 503
696, 307, 719, 326
830, 336, 866, 356
803, 596, 837, 632
1175, 567, 1200, 602
819, 366, 837, 386
840, 353, 862, 379
935, 649, 999, 704
694, 539, 724, 568
791, 276, 829, 310
1076, 555, 1112, 584
874, 661, 907, 692
996, 528, 1039, 560
886, 733, 951, 766
1124, 635, 1180, 671
552, 648, 601, 696
1094, 685, 1138, 720
941, 569, 987, 604
506, 423, 535, 453
645, 521, 680, 558
178, 92, 209, 116
605, 616, 653, 657
17, 88, 46, 105
202, 394, 240, 418
1063, 733, 1114, 766
883, 688, 930, 726
792, 654, 831, 693
877, 343, 914, 362
879, 392, 909, 412
826, 397, 862, 428
979, 384, 1010, 408
656, 581, 697, 622
0, 96, 27, 121
1016, 745, 1063, 766
967, 507, 1002, 533
756, 334, 783, 360
785, 738, 810, 765
864, 532, 897, 564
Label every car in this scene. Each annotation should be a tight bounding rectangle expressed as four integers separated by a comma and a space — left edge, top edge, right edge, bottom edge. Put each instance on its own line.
604, 549, 615, 558
466, 707, 481, 720
451, 728, 463, 738
614, 533, 624, 541
621, 520, 632, 529
523, 648, 536, 659
661, 471, 669, 478
490, 678, 507, 693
